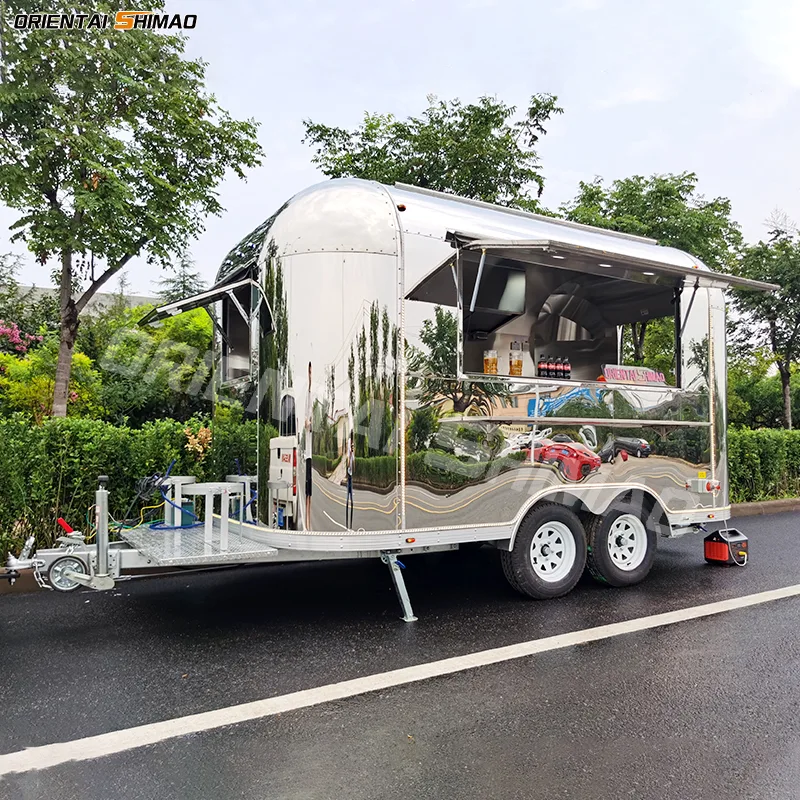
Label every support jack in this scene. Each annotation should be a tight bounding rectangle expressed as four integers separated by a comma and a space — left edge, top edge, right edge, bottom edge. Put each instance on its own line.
381, 552, 418, 622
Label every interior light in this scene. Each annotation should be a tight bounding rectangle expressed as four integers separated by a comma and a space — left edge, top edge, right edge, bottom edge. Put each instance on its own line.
598, 263, 612, 268
643, 271, 655, 276
552, 255, 565, 260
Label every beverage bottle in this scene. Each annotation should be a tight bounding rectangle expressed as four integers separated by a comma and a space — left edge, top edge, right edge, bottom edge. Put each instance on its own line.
555, 357, 564, 380
546, 355, 555, 378
563, 357, 571, 380
537, 354, 545, 377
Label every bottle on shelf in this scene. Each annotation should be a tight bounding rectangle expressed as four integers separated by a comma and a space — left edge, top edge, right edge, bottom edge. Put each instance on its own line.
563, 357, 571, 380
546, 355, 555, 378
537, 354, 545, 377
554, 357, 564, 380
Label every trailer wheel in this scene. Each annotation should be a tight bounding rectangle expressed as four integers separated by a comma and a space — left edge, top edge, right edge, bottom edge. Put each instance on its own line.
585, 502, 656, 587
47, 555, 87, 592
501, 503, 587, 599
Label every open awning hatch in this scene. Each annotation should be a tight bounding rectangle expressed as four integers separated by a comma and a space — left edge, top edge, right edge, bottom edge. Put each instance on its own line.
407, 237, 779, 304
138, 277, 273, 336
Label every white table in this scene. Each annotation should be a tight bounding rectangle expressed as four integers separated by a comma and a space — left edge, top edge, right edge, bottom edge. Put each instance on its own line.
161, 475, 197, 527
181, 481, 245, 552
226, 474, 258, 522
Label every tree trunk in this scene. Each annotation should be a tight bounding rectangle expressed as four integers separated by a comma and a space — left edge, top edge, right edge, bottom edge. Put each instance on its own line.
779, 364, 792, 430
52, 248, 78, 418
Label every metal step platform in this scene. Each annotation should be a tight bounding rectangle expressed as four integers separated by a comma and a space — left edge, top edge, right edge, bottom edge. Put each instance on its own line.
120, 521, 280, 567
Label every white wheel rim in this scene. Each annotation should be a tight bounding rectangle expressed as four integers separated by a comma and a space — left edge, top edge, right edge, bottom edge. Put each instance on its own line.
49, 557, 85, 591
607, 514, 648, 571
529, 521, 576, 583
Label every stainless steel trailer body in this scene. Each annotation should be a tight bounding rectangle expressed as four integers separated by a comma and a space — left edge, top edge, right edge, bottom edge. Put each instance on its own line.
11, 179, 777, 613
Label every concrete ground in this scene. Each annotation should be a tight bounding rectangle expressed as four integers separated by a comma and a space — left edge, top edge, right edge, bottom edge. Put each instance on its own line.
1, 512, 798, 799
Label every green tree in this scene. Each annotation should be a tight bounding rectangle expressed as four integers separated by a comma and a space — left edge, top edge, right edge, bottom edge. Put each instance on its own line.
0, 339, 102, 422
732, 231, 800, 429
0, 0, 262, 417
0, 253, 59, 341
561, 172, 743, 365
726, 347, 783, 428
303, 94, 563, 210
407, 405, 440, 452
91, 305, 213, 425
408, 306, 509, 414
155, 254, 206, 303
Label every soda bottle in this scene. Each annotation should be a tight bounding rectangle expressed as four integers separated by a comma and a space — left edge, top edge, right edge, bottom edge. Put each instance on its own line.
546, 355, 555, 378
563, 357, 571, 380
537, 354, 545, 377
554, 357, 564, 380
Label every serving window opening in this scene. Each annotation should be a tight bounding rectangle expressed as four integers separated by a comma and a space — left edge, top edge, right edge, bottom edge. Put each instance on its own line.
406, 241, 700, 388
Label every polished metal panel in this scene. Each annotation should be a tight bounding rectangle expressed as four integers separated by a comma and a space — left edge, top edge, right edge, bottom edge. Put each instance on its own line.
280, 250, 400, 532
204, 178, 735, 539
710, 289, 728, 507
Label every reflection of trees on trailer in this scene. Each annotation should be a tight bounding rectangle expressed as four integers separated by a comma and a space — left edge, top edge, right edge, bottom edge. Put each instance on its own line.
8, 180, 777, 621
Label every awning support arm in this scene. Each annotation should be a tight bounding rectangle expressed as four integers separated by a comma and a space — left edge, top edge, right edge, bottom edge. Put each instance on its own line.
469, 249, 487, 313
679, 279, 700, 339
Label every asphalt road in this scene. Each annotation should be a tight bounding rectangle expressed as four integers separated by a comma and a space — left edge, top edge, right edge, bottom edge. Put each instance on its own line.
1, 512, 799, 799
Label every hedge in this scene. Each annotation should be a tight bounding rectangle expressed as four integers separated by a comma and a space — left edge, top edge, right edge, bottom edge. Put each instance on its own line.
0, 413, 270, 558
2, 421, 799, 558
727, 428, 800, 503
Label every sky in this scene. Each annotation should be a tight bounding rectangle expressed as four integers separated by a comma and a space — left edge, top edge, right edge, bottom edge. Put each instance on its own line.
3, 0, 800, 296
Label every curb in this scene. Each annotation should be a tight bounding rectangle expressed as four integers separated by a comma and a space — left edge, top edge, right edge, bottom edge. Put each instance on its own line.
730, 498, 800, 517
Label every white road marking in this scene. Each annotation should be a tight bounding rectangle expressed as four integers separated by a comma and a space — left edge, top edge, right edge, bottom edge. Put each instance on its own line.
322, 510, 349, 531
2, 583, 799, 777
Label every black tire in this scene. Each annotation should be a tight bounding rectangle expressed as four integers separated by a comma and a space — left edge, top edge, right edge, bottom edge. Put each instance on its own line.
585, 501, 657, 587
501, 503, 587, 599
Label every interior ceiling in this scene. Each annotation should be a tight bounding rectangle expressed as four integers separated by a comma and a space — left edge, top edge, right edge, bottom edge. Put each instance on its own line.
406, 248, 679, 334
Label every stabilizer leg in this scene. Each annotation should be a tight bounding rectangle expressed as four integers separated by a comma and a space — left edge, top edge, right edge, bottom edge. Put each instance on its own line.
381, 552, 418, 622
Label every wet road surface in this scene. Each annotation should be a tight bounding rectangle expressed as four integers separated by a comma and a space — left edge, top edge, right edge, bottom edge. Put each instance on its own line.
1, 512, 798, 798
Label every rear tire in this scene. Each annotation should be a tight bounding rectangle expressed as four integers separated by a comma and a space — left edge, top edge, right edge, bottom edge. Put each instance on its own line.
585, 502, 657, 587
501, 503, 587, 599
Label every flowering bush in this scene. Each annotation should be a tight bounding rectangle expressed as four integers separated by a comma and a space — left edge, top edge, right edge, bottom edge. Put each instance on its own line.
0, 319, 42, 354
184, 424, 212, 461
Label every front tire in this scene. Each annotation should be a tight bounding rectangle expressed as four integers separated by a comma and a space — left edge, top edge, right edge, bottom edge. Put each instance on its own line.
585, 502, 657, 587
501, 503, 587, 599
47, 555, 88, 592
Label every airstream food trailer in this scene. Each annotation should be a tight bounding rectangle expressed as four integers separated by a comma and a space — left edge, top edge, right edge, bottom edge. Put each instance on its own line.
6, 179, 777, 620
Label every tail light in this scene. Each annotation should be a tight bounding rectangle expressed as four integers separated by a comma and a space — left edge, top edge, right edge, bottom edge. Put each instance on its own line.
292, 447, 297, 496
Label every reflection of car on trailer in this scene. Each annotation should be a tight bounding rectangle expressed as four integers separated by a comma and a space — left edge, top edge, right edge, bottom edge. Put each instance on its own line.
536, 440, 602, 481
3, 179, 778, 620
612, 436, 652, 458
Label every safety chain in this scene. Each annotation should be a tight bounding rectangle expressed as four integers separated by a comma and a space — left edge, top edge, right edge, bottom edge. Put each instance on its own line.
31, 558, 53, 591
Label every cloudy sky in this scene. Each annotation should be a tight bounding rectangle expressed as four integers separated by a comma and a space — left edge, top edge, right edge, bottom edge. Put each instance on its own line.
4, 0, 799, 295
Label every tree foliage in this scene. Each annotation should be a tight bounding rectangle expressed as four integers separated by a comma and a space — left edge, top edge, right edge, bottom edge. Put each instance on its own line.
561, 172, 743, 270
0, 253, 60, 340
562, 172, 743, 371
303, 94, 563, 210
0, 0, 262, 415
155, 254, 206, 303
407, 306, 509, 415
731, 231, 800, 429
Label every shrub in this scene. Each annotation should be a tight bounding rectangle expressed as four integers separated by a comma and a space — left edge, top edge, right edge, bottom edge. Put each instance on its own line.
353, 455, 397, 488
0, 413, 271, 558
